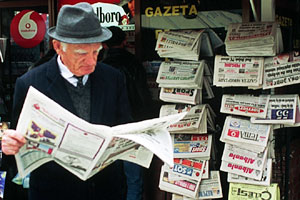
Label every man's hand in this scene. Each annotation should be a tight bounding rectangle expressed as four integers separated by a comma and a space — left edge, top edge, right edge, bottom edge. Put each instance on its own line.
2, 129, 26, 155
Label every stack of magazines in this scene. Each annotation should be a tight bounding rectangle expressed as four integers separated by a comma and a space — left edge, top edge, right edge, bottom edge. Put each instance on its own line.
224, 21, 283, 56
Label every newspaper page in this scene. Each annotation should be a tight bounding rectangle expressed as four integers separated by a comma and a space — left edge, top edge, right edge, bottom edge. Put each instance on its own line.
171, 170, 223, 200
251, 94, 298, 125
159, 87, 202, 105
166, 159, 206, 181
160, 104, 207, 134
263, 51, 300, 89
221, 143, 268, 171
15, 86, 186, 180
220, 116, 271, 153
220, 94, 269, 118
224, 22, 278, 56
213, 55, 264, 87
173, 134, 212, 159
156, 61, 205, 89
118, 145, 153, 168
159, 164, 201, 198
220, 160, 263, 180
228, 183, 280, 200
228, 158, 272, 186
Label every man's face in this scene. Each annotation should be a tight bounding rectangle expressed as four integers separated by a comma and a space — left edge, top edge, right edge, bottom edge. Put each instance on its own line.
53, 40, 102, 76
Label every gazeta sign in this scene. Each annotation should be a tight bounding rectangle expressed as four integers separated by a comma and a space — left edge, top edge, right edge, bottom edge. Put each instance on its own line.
92, 3, 128, 27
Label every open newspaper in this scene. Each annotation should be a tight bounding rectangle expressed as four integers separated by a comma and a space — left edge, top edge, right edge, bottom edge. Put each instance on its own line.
15, 86, 186, 181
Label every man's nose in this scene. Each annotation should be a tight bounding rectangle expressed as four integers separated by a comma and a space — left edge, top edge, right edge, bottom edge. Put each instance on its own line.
85, 53, 97, 65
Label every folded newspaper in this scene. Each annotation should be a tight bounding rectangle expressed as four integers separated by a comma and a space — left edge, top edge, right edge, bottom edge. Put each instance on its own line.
15, 86, 187, 181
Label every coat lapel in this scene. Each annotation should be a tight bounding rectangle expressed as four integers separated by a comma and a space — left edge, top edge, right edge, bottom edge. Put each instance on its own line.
44, 56, 77, 115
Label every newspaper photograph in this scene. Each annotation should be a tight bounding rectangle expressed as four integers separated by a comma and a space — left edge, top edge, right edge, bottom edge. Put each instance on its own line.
251, 94, 299, 125
221, 143, 268, 171
159, 165, 201, 198
263, 52, 300, 89
220, 160, 263, 180
227, 158, 272, 186
173, 134, 212, 159
220, 116, 271, 153
213, 55, 264, 87
220, 94, 269, 118
159, 87, 202, 105
15, 86, 186, 180
228, 183, 280, 200
160, 104, 207, 134
156, 61, 205, 89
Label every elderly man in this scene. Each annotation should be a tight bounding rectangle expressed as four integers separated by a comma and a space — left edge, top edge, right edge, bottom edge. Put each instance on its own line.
2, 3, 131, 200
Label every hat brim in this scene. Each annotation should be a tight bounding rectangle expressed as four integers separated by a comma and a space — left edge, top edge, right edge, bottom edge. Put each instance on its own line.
47, 26, 112, 44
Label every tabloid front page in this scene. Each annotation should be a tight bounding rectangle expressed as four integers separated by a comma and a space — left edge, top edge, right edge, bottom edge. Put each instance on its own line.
228, 183, 280, 200
170, 170, 223, 200
220, 116, 271, 153
172, 134, 212, 159
213, 55, 264, 87
15, 86, 186, 181
251, 94, 299, 125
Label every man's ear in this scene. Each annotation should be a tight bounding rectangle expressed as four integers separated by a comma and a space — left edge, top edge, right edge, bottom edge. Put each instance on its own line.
52, 40, 62, 54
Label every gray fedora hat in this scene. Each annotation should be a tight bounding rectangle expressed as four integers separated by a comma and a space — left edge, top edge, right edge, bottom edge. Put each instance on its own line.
48, 2, 112, 44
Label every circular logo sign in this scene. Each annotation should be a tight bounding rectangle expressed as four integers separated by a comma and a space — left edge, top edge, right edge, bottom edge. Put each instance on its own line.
10, 10, 46, 48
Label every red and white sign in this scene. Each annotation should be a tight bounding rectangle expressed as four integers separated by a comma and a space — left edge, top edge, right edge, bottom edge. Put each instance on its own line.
58, 0, 121, 11
10, 10, 46, 48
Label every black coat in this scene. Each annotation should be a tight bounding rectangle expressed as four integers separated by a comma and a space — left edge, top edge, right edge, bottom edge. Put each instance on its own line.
6, 55, 131, 200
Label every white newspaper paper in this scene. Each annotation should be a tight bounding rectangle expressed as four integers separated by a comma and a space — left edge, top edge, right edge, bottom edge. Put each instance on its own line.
160, 104, 207, 134
213, 55, 264, 87
156, 61, 205, 89
251, 94, 299, 125
15, 86, 186, 180
263, 51, 300, 89
220, 94, 269, 118
159, 165, 201, 198
159, 87, 202, 105
220, 116, 271, 153
173, 134, 212, 159
221, 143, 268, 171
227, 158, 272, 186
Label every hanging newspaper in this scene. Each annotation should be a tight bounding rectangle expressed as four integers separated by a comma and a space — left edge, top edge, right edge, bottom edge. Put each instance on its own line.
159, 164, 201, 198
221, 143, 268, 171
213, 55, 264, 87
228, 183, 280, 200
220, 160, 263, 180
160, 104, 208, 134
159, 87, 202, 105
173, 134, 212, 159
251, 94, 299, 125
225, 22, 281, 56
155, 29, 214, 61
164, 159, 206, 181
171, 170, 223, 200
156, 60, 205, 89
220, 94, 269, 118
227, 158, 272, 186
14, 86, 187, 181
263, 51, 300, 89
220, 116, 271, 153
